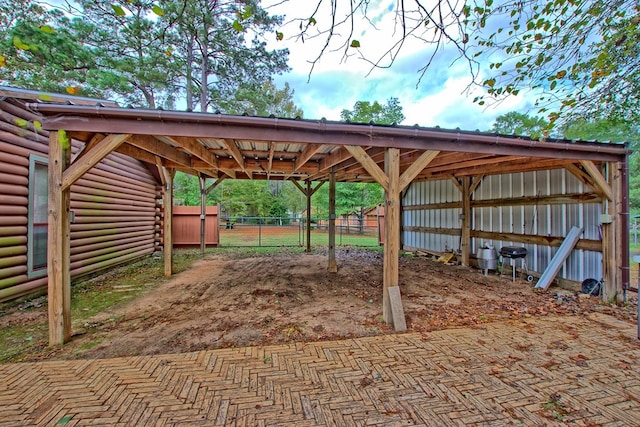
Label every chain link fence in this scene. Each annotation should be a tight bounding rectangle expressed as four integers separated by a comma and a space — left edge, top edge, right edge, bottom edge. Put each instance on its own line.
219, 217, 381, 247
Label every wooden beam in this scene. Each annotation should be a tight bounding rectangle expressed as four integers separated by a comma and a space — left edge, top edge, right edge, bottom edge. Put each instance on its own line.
469, 174, 484, 194
199, 175, 206, 257
310, 182, 325, 196
319, 147, 352, 172
117, 142, 158, 165
306, 181, 312, 252
451, 177, 463, 193
205, 176, 225, 195
267, 142, 276, 178
566, 163, 593, 187
71, 133, 104, 164
328, 169, 337, 272
399, 150, 439, 191
163, 168, 175, 277
222, 138, 246, 170
48, 130, 72, 346
128, 134, 192, 167
155, 156, 166, 187
460, 176, 471, 266
345, 145, 389, 191
295, 144, 322, 171
579, 160, 614, 201
290, 179, 306, 195
383, 148, 403, 329
165, 136, 218, 169
62, 133, 130, 191
602, 162, 622, 301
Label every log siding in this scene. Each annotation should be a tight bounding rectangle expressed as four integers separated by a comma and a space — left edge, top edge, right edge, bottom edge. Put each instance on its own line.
0, 97, 161, 302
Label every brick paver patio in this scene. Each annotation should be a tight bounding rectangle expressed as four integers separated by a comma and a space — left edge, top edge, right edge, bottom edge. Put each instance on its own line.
0, 313, 638, 426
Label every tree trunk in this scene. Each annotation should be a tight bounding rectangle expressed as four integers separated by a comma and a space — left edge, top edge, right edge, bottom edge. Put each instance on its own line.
186, 35, 194, 110
199, 35, 208, 113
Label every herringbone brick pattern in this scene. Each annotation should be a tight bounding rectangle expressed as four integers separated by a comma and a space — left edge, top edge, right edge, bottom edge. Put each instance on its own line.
1, 313, 638, 426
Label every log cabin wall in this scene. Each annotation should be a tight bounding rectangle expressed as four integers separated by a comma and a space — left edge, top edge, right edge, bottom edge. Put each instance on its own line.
0, 96, 161, 302
403, 169, 603, 283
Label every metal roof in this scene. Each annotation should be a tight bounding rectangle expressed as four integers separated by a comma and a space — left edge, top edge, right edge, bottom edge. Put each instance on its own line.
26, 101, 628, 183
0, 86, 119, 107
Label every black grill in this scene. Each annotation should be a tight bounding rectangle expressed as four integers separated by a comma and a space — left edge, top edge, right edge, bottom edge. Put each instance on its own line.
499, 246, 527, 259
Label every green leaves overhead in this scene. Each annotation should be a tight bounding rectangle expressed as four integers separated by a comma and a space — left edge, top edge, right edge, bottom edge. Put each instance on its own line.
350, 39, 360, 48
151, 5, 164, 16
340, 98, 405, 125
232, 20, 244, 32
470, 0, 639, 124
39, 25, 55, 34
111, 4, 126, 16
12, 36, 31, 50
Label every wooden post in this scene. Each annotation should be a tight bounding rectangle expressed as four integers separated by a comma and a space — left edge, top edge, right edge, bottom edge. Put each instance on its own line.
48, 130, 72, 345
199, 174, 206, 257
328, 169, 337, 272
306, 180, 312, 253
163, 168, 175, 277
600, 163, 615, 302
383, 148, 400, 325
461, 177, 471, 266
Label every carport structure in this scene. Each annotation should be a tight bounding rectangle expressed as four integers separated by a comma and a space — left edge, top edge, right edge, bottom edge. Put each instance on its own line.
29, 103, 631, 346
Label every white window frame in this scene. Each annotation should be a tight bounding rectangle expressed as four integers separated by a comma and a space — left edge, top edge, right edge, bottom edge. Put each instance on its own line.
27, 154, 48, 279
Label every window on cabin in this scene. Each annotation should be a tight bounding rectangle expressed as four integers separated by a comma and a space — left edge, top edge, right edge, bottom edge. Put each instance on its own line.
28, 155, 48, 277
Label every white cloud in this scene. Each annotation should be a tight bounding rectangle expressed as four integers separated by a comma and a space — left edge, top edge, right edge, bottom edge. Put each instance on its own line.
267, 1, 537, 131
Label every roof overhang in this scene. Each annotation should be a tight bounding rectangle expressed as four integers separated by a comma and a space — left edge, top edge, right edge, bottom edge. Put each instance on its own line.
27, 103, 629, 183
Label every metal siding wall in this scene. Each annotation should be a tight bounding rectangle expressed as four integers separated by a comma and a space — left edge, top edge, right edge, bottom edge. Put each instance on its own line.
402, 168, 602, 283
0, 98, 161, 302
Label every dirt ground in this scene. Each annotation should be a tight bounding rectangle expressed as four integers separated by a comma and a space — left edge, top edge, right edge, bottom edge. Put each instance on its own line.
58, 249, 640, 358
3, 248, 638, 361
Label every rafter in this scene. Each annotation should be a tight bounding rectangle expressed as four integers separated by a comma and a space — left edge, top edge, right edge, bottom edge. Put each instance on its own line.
128, 134, 192, 167
267, 142, 276, 178
164, 136, 218, 169
579, 160, 613, 201
295, 144, 322, 171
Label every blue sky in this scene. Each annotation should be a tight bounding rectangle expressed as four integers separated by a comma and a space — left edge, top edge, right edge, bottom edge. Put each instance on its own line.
266, 0, 535, 131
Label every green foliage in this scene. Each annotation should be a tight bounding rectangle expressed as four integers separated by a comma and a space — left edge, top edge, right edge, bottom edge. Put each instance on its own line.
312, 182, 383, 219
562, 118, 640, 213
490, 111, 551, 139
0, 0, 290, 110
469, 0, 639, 124
223, 80, 303, 118
340, 97, 405, 125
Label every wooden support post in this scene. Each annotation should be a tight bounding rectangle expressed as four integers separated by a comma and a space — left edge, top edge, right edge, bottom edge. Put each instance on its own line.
48, 130, 72, 346
383, 148, 401, 328
602, 162, 622, 302
199, 174, 206, 257
306, 180, 312, 253
328, 169, 337, 272
163, 168, 175, 277
461, 177, 471, 267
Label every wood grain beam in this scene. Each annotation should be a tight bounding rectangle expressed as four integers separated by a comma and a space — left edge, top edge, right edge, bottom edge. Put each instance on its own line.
205, 176, 225, 194
164, 136, 218, 169
71, 133, 104, 163
62, 133, 130, 191
48, 130, 72, 346
579, 160, 613, 201
128, 134, 192, 167
267, 142, 276, 178
295, 144, 322, 171
345, 145, 389, 191
399, 150, 439, 191
222, 139, 246, 170
319, 147, 352, 172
